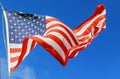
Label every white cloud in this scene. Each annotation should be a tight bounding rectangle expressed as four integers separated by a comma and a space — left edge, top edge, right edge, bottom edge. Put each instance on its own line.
0, 58, 36, 79
11, 66, 36, 79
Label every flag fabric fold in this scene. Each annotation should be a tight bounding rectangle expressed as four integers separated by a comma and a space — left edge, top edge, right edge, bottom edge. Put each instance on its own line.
3, 4, 106, 74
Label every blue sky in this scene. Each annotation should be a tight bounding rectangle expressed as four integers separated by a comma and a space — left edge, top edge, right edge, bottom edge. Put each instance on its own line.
0, 0, 120, 79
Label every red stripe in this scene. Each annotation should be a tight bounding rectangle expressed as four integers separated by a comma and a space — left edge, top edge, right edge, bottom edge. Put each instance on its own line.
75, 15, 106, 38
28, 36, 68, 66
46, 29, 73, 47
46, 23, 79, 45
101, 22, 106, 31
10, 67, 15, 73
10, 48, 22, 53
68, 38, 91, 58
69, 46, 86, 58
10, 56, 19, 62
14, 38, 29, 70
73, 4, 105, 33
46, 34, 68, 55
46, 18, 60, 24
79, 36, 90, 42
73, 15, 106, 35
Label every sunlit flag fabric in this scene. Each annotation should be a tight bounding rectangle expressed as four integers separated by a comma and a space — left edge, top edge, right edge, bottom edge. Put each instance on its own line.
3, 4, 106, 74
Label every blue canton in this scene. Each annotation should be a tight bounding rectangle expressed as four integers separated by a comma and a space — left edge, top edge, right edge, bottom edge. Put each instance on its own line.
6, 11, 46, 43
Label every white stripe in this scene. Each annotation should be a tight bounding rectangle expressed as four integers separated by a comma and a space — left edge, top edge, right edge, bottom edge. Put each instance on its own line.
23, 39, 33, 61
46, 16, 53, 19
47, 32, 71, 50
34, 35, 66, 61
77, 33, 91, 40
9, 44, 22, 48
46, 21, 66, 28
44, 26, 77, 46
10, 52, 21, 58
10, 60, 18, 68
78, 18, 105, 41
73, 51, 79, 57
103, 25, 106, 29
93, 19, 106, 39
75, 10, 106, 36
79, 36, 91, 45
96, 18, 106, 28
46, 18, 79, 43
69, 45, 87, 56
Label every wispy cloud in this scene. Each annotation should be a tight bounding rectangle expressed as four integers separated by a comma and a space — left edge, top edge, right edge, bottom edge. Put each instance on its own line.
11, 66, 36, 79
0, 58, 36, 79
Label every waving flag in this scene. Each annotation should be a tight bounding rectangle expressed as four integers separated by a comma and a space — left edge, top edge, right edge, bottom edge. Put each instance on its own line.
3, 4, 106, 75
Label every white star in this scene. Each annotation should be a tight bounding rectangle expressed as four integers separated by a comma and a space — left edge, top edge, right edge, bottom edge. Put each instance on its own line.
37, 21, 39, 24
10, 26, 13, 28
13, 23, 16, 26
10, 38, 14, 41
38, 16, 41, 19
21, 23, 24, 26
29, 34, 32, 36
11, 38, 14, 41
15, 35, 18, 38
29, 17, 32, 20
42, 18, 44, 21
17, 20, 20, 22
42, 24, 45, 27
28, 21, 30, 24
24, 19, 26, 21
13, 17, 15, 20
35, 32, 37, 34
34, 26, 37, 29
33, 19, 36, 22
26, 32, 28, 34
19, 16, 22, 19
9, 20, 12, 22
37, 28, 40, 30
40, 23, 42, 26
25, 26, 28, 28
40, 29, 42, 32
14, 29, 17, 32
34, 14, 37, 16
29, 28, 31, 31
22, 36, 25, 38
14, 13, 17, 16
18, 32, 21, 35
31, 24, 34, 27
18, 26, 21, 29
8, 13, 11, 16
20, 12, 23, 14
32, 30, 34, 33
42, 30, 45, 33
11, 32, 14, 35
22, 29, 25, 32
19, 39, 22, 42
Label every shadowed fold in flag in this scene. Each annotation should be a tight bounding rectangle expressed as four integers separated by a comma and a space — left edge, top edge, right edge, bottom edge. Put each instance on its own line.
2, 4, 106, 75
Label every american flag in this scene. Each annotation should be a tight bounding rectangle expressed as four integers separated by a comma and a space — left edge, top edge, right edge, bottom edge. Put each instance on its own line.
3, 4, 106, 74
